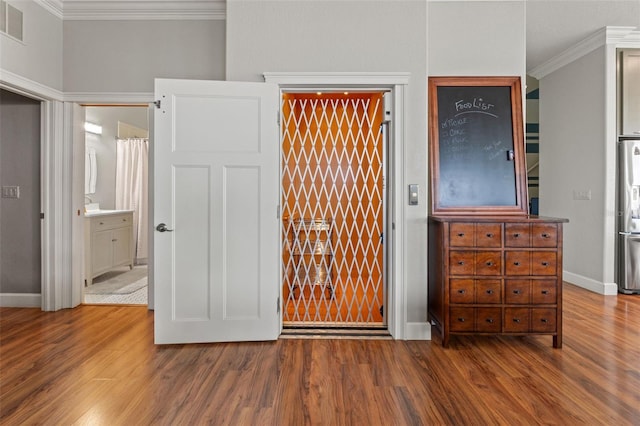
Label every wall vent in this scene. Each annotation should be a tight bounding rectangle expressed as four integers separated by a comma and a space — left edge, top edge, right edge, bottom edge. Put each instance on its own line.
0, 1, 23, 42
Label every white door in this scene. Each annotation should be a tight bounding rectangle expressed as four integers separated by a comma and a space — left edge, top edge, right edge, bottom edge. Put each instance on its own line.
154, 79, 280, 344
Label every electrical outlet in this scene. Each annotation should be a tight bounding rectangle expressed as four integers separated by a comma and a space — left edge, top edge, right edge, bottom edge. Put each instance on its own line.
573, 189, 592, 200
1, 186, 20, 199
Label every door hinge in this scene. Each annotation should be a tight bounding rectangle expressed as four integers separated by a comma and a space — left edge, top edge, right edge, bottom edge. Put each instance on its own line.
277, 205, 281, 219
277, 110, 280, 126
277, 297, 280, 314
379, 305, 384, 317
40, 212, 44, 219
153, 100, 161, 109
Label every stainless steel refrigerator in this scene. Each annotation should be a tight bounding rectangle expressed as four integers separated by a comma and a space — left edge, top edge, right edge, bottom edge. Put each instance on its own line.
618, 137, 640, 294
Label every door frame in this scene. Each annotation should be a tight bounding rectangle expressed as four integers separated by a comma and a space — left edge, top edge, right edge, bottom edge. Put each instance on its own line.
264, 72, 409, 339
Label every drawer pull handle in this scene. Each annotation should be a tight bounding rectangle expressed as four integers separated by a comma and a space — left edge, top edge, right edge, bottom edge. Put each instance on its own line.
513, 289, 521, 294
112, 239, 117, 242
458, 261, 465, 265
458, 289, 466, 294
541, 318, 549, 323
457, 233, 465, 237
513, 233, 520, 238
486, 233, 493, 238
485, 261, 493, 267
541, 262, 549, 266
513, 318, 521, 323
541, 290, 549, 295
542, 233, 550, 238
486, 289, 494, 295
99, 222, 104, 225
457, 318, 465, 322
513, 261, 520, 266
486, 318, 494, 323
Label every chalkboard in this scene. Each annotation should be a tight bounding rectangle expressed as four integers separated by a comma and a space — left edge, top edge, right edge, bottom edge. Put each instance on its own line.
428, 77, 528, 215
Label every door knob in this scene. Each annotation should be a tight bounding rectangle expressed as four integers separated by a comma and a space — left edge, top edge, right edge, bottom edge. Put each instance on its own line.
156, 223, 174, 232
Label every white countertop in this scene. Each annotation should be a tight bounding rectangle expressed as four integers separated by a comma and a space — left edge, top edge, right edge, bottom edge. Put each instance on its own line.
85, 209, 134, 217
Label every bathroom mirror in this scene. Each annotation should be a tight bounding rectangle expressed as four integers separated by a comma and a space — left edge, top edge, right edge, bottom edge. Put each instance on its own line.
85, 148, 97, 194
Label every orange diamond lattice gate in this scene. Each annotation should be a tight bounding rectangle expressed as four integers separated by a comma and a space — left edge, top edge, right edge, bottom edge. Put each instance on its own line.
281, 92, 385, 326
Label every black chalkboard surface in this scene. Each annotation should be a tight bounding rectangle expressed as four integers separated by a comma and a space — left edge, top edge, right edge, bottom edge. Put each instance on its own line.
429, 77, 527, 215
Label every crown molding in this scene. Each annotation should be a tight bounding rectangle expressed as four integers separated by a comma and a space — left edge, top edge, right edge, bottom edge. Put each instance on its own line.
39, 1, 225, 21
36, 0, 64, 19
529, 26, 640, 79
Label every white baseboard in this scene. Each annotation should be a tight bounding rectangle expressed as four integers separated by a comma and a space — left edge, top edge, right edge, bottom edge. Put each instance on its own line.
0, 293, 42, 308
405, 321, 432, 340
564, 271, 618, 295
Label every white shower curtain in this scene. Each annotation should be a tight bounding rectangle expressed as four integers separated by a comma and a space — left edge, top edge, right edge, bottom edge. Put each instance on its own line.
115, 138, 149, 264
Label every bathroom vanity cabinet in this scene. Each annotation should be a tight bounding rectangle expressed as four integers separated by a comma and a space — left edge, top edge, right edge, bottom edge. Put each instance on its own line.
85, 210, 134, 286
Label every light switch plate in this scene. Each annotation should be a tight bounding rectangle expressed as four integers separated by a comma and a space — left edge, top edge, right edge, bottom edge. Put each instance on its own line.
409, 184, 419, 205
1, 186, 20, 199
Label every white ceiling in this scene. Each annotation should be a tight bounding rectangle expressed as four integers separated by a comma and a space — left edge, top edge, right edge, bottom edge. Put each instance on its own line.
47, 0, 640, 73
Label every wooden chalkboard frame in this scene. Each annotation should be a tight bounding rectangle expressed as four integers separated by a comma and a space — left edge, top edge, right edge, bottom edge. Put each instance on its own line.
428, 76, 528, 216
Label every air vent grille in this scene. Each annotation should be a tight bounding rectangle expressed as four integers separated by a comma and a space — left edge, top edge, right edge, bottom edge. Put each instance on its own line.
1, 1, 23, 42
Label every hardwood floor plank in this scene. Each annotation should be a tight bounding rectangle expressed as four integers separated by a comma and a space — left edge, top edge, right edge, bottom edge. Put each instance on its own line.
1, 283, 639, 425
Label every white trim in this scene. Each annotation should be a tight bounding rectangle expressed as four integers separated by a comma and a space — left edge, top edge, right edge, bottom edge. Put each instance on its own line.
564, 271, 618, 296
36, 0, 64, 20
0, 293, 42, 308
64, 92, 154, 104
405, 322, 432, 341
264, 72, 410, 86
529, 26, 640, 79
265, 71, 414, 340
60, 0, 225, 21
0, 68, 63, 101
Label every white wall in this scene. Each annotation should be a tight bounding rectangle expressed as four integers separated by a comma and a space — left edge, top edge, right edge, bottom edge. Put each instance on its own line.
63, 20, 226, 93
538, 46, 614, 293
0, 1, 63, 91
85, 106, 149, 209
428, 1, 526, 77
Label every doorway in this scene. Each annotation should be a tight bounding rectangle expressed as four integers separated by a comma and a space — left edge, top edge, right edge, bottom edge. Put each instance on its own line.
281, 91, 388, 327
81, 105, 150, 305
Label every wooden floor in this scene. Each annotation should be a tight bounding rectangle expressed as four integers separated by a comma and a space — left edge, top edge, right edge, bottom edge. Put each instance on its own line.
1, 283, 639, 425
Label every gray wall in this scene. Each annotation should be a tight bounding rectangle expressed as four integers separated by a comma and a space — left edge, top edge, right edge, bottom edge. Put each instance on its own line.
63, 20, 226, 93
0, 1, 63, 91
85, 106, 149, 209
0, 89, 41, 294
539, 46, 611, 289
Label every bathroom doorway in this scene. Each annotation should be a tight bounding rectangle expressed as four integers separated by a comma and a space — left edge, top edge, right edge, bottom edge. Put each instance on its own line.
281, 91, 388, 327
82, 105, 150, 305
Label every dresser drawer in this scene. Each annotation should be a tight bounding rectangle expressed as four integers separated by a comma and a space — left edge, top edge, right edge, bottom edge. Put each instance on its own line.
505, 223, 530, 247
450, 223, 501, 247
531, 308, 557, 332
504, 307, 557, 333
505, 279, 558, 304
90, 213, 132, 231
532, 280, 557, 304
449, 307, 502, 332
505, 251, 557, 276
504, 308, 530, 332
532, 224, 558, 247
450, 279, 501, 304
450, 224, 475, 247
450, 251, 501, 276
450, 307, 475, 331
505, 223, 558, 248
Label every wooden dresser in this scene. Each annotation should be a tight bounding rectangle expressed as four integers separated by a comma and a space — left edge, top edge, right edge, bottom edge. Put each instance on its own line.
428, 215, 568, 348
